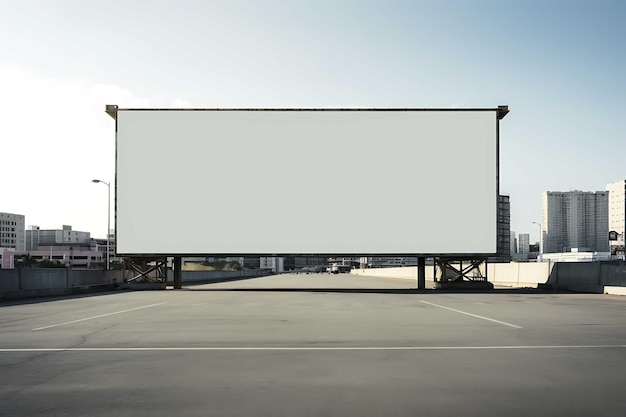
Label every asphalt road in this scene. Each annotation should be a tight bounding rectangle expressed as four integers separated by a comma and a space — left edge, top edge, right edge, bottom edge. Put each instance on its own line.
1, 273, 626, 416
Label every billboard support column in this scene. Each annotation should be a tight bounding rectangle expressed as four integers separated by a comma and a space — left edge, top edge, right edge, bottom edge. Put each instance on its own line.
417, 257, 426, 290
123, 257, 168, 286
433, 257, 493, 290
173, 257, 182, 289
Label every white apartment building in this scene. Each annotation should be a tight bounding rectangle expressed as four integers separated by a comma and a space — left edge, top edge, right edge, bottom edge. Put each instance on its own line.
0, 212, 26, 251
607, 180, 625, 252
542, 191, 609, 254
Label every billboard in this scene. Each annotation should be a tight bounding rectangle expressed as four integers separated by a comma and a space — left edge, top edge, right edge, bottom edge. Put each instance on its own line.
114, 108, 504, 256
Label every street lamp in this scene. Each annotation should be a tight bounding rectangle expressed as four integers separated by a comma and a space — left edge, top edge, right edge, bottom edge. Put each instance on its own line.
92, 179, 110, 270
532, 221, 542, 262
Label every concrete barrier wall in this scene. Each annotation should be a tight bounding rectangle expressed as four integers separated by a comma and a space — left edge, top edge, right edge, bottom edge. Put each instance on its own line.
351, 262, 554, 288
518, 262, 551, 286
1, 267, 272, 294
600, 263, 626, 287
69, 269, 111, 286
2, 268, 271, 295
0, 268, 20, 291
605, 286, 626, 296
104, 270, 123, 284
20, 269, 68, 290
350, 267, 433, 280
554, 261, 626, 293
0, 268, 116, 300
487, 263, 519, 284
3, 261, 626, 298
555, 262, 602, 286
351, 261, 626, 294
489, 262, 554, 287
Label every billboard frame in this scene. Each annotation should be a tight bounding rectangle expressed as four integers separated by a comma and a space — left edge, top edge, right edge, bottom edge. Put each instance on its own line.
107, 105, 509, 259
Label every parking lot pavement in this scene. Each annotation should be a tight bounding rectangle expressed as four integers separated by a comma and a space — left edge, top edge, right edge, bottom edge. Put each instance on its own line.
1, 273, 626, 417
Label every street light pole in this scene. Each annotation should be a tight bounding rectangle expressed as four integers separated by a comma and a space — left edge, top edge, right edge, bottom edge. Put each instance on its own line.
532, 221, 542, 262
92, 179, 110, 270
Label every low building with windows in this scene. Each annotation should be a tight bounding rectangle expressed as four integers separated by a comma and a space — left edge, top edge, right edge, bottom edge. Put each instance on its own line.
13, 225, 109, 268
26, 225, 90, 250
13, 246, 104, 268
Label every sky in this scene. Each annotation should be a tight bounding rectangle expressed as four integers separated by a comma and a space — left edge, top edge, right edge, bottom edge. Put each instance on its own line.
1, 0, 624, 242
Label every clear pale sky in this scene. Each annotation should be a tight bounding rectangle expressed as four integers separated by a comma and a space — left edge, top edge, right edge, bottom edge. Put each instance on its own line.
1, 0, 624, 242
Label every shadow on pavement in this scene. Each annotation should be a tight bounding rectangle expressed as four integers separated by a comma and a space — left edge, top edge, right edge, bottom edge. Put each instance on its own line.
0, 288, 133, 307
179, 275, 272, 287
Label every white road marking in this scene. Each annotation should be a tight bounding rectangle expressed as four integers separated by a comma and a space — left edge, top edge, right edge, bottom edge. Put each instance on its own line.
419, 300, 522, 329
1, 345, 625, 352
31, 302, 168, 331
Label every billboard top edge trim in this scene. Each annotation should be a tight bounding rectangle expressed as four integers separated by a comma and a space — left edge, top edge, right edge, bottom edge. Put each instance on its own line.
115, 252, 499, 257
114, 107, 504, 112
107, 105, 509, 120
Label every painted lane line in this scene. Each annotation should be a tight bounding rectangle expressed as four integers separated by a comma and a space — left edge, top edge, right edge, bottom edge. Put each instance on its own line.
2, 345, 626, 352
419, 300, 522, 329
31, 302, 168, 331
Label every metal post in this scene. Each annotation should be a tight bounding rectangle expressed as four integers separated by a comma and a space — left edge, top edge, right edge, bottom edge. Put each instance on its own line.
174, 257, 182, 289
92, 179, 111, 270
532, 221, 542, 262
107, 184, 110, 270
417, 256, 426, 290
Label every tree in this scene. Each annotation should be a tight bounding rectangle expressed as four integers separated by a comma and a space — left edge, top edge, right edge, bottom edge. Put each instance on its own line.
225, 261, 242, 271
15, 254, 37, 268
36, 260, 65, 268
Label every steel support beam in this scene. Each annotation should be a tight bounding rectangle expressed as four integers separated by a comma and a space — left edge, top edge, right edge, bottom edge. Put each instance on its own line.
173, 257, 182, 289
417, 257, 426, 289
433, 257, 493, 290
123, 257, 168, 284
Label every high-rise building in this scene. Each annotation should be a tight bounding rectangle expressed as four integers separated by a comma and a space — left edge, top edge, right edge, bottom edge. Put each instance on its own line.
518, 233, 530, 255
607, 180, 625, 255
0, 212, 25, 251
496, 195, 511, 261
510, 231, 517, 255
542, 191, 609, 254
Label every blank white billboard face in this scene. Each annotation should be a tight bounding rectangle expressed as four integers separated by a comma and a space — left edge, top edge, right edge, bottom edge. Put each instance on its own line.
116, 109, 498, 255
